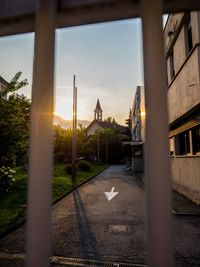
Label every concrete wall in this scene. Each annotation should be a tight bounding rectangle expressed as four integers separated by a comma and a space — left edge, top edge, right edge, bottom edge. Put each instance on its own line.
166, 12, 200, 204
170, 156, 200, 204
131, 86, 145, 142
167, 46, 200, 124
131, 86, 145, 173
164, 13, 184, 52
173, 27, 186, 73
191, 11, 200, 45
164, 12, 200, 57
140, 86, 145, 142
165, 12, 200, 87
132, 157, 144, 173
131, 87, 141, 142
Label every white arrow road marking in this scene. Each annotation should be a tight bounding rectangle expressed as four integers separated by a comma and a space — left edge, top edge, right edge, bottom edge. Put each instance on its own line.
104, 187, 119, 202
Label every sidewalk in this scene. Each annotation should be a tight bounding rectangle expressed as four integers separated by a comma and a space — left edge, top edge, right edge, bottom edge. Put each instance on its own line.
172, 190, 200, 215
131, 171, 200, 216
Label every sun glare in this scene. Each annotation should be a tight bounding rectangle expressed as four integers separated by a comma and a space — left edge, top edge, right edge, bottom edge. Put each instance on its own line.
54, 97, 89, 121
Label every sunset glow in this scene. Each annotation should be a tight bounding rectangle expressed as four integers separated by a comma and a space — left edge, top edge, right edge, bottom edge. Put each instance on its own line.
0, 19, 143, 125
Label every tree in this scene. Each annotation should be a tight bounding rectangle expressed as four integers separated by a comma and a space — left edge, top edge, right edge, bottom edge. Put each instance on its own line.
104, 117, 117, 125
125, 108, 132, 130
54, 126, 72, 163
87, 127, 123, 164
0, 71, 28, 98
0, 72, 30, 167
53, 125, 95, 163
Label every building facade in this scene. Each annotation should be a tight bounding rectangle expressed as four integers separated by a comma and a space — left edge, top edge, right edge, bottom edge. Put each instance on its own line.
165, 12, 200, 204
131, 86, 145, 143
130, 86, 145, 172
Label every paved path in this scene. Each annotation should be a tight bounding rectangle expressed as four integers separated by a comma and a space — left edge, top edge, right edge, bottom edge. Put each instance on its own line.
0, 165, 200, 266
51, 165, 146, 264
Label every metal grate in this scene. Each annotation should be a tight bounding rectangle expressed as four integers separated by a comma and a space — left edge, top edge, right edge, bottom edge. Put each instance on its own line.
0, 252, 146, 267
50, 256, 146, 267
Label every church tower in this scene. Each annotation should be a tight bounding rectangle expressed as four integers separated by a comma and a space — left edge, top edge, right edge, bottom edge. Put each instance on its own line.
94, 99, 103, 121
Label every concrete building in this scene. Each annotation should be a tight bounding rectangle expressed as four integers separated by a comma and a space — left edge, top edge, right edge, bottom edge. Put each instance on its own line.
131, 86, 145, 143
165, 12, 200, 204
130, 86, 145, 172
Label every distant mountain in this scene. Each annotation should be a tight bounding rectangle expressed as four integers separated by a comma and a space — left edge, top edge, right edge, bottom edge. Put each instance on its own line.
53, 114, 91, 129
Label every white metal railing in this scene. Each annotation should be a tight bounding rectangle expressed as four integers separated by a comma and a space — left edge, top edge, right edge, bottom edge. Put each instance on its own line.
1, 0, 200, 267
27, 2, 174, 265
141, 1, 173, 266
0, 1, 200, 37
26, 1, 56, 266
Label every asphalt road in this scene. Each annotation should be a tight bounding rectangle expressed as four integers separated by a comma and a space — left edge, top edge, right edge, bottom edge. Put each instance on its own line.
0, 165, 200, 266
51, 165, 146, 265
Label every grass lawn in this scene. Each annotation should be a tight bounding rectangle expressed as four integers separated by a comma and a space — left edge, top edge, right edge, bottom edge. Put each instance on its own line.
0, 162, 106, 235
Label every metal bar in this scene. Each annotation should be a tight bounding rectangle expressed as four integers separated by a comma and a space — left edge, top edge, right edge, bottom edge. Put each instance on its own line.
1, 0, 200, 37
26, 0, 56, 266
72, 75, 77, 185
75, 86, 77, 130
106, 130, 108, 164
141, 0, 174, 267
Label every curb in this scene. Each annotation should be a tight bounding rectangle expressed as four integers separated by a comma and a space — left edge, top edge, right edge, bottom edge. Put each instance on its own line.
0, 166, 108, 240
0, 218, 26, 241
128, 170, 145, 183
172, 209, 200, 216
52, 166, 108, 205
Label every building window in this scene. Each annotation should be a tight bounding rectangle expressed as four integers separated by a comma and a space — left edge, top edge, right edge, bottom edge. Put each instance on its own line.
169, 48, 175, 80
175, 130, 190, 155
192, 126, 200, 154
169, 137, 174, 156
173, 124, 200, 156
185, 14, 193, 55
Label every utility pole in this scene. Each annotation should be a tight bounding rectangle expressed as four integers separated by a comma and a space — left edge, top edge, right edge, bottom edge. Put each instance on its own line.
72, 75, 77, 186
97, 126, 100, 165
105, 129, 108, 164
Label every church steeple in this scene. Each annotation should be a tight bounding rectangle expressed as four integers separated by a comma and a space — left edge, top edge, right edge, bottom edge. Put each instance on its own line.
94, 99, 103, 121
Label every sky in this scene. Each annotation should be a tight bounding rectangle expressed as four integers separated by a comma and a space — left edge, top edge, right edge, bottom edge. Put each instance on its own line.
0, 18, 143, 125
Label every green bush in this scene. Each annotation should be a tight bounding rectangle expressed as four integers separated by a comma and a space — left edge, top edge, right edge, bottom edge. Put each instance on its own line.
0, 166, 16, 193
65, 164, 77, 175
77, 160, 91, 172
0, 153, 16, 168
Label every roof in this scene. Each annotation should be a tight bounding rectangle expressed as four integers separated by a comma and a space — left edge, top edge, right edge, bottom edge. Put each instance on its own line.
0, 76, 9, 86
94, 99, 103, 112
86, 119, 129, 135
